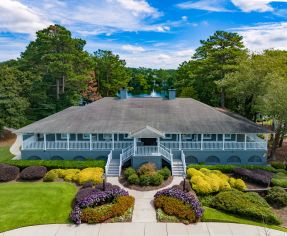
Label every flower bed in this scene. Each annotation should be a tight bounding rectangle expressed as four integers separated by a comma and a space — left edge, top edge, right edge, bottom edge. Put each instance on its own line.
233, 168, 273, 186
43, 167, 104, 185
70, 183, 134, 224
154, 187, 204, 224
187, 168, 246, 195
122, 163, 172, 190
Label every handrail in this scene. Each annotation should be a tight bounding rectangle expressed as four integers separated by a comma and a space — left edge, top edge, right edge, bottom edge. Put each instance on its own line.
181, 150, 186, 174
105, 151, 113, 175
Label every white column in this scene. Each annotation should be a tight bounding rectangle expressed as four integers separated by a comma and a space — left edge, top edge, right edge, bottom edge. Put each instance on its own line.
90, 134, 92, 150
112, 133, 114, 150
67, 133, 70, 150
179, 134, 182, 150
133, 138, 136, 155
244, 134, 247, 150
44, 133, 47, 150
222, 134, 225, 150
201, 134, 203, 150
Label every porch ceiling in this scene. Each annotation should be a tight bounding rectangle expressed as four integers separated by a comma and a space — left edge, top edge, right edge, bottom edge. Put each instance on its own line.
129, 125, 165, 138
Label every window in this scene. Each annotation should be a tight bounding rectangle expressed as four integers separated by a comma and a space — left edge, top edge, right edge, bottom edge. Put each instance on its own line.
103, 134, 112, 140
165, 134, 172, 139
203, 134, 212, 140
61, 133, 68, 139
83, 133, 90, 139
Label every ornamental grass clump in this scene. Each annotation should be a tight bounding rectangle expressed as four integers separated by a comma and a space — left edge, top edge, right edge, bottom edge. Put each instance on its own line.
70, 185, 132, 224
187, 168, 246, 195
154, 187, 204, 223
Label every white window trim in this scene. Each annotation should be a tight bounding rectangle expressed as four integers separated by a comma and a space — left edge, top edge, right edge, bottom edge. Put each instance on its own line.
103, 133, 112, 140
61, 133, 68, 139
203, 134, 212, 140
83, 133, 90, 140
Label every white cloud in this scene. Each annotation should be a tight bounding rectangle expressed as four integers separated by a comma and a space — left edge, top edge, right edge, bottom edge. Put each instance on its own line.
177, 0, 230, 12
235, 22, 287, 51
231, 0, 287, 12
122, 44, 145, 53
0, 0, 51, 35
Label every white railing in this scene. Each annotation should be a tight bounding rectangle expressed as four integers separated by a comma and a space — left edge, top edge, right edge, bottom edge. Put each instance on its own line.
46, 141, 67, 150
122, 146, 134, 162
159, 145, 172, 161
136, 146, 158, 156
114, 141, 133, 149
105, 151, 113, 175
181, 150, 186, 174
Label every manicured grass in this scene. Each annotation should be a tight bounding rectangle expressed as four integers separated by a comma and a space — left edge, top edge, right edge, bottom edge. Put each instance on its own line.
203, 207, 287, 232
0, 146, 14, 162
0, 182, 77, 232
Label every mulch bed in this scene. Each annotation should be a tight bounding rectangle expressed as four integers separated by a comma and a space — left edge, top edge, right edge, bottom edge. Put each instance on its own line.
118, 175, 173, 191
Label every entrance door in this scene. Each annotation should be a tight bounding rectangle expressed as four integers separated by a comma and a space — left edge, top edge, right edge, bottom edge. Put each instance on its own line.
140, 138, 157, 146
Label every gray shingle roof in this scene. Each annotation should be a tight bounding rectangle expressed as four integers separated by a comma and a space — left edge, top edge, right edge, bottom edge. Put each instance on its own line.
16, 97, 270, 134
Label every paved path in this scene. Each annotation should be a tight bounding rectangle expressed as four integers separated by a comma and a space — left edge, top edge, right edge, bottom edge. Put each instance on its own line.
2, 223, 286, 236
107, 177, 182, 223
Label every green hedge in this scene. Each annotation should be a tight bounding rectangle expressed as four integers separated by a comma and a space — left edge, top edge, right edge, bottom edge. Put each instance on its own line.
3, 160, 106, 170
186, 164, 277, 173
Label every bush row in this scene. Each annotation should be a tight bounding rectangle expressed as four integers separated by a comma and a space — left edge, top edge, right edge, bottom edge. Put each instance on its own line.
211, 190, 281, 225
3, 160, 106, 170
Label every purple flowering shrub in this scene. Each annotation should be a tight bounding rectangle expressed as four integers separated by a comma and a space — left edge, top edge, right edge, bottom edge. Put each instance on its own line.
233, 168, 273, 186
70, 184, 129, 224
154, 187, 204, 222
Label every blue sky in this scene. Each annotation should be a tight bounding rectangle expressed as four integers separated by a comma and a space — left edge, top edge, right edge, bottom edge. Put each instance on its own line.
1, 0, 287, 68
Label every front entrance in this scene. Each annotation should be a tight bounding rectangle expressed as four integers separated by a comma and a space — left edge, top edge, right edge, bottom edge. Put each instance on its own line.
140, 138, 157, 146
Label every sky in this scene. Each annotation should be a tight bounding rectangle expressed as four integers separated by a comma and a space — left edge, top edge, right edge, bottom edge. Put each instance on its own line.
0, 0, 287, 69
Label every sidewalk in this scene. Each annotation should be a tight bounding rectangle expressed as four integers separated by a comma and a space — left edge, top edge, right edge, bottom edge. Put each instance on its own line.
2, 222, 286, 236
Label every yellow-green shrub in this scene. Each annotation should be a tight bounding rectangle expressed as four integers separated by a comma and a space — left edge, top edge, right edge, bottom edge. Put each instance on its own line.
74, 167, 104, 184
188, 168, 246, 195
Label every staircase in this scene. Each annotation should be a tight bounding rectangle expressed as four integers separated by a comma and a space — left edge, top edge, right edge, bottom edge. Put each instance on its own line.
105, 150, 121, 177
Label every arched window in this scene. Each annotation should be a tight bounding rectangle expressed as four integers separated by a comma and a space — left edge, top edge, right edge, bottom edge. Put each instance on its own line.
27, 156, 41, 160
50, 156, 64, 160
73, 156, 86, 161
205, 156, 220, 164
186, 156, 199, 164
227, 156, 241, 164
248, 156, 262, 163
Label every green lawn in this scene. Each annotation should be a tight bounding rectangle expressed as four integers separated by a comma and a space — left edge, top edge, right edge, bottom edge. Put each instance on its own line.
0, 146, 14, 162
0, 182, 77, 232
203, 207, 287, 232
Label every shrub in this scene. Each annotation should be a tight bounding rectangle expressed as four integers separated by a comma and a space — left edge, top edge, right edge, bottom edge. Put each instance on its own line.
188, 168, 245, 195
81, 195, 134, 223
139, 174, 151, 186
271, 172, 287, 188
4, 160, 106, 170
265, 186, 287, 209
43, 169, 59, 182
211, 190, 281, 225
74, 167, 104, 185
138, 163, 157, 175
124, 167, 136, 179
150, 173, 164, 186
233, 168, 273, 186
154, 195, 196, 222
0, 164, 20, 182
270, 162, 286, 170
127, 174, 139, 185
158, 167, 171, 180
19, 166, 47, 180
154, 187, 204, 220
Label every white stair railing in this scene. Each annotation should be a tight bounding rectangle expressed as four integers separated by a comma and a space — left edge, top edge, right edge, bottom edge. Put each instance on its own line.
105, 151, 113, 175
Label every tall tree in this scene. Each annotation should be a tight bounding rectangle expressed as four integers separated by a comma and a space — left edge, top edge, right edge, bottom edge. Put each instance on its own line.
0, 65, 31, 131
92, 50, 131, 96
19, 24, 92, 121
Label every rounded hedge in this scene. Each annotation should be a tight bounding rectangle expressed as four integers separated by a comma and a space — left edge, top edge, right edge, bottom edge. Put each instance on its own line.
20, 166, 47, 180
0, 164, 20, 182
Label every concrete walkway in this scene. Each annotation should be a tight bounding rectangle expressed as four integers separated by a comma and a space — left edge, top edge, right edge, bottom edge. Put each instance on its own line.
2, 223, 286, 236
107, 177, 182, 223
